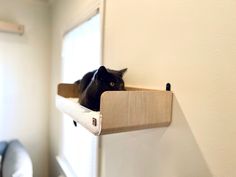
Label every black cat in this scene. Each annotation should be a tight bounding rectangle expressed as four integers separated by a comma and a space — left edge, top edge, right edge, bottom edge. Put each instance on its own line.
75, 66, 127, 111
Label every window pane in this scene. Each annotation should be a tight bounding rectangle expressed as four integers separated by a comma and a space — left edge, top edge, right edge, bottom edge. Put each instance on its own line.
62, 14, 101, 82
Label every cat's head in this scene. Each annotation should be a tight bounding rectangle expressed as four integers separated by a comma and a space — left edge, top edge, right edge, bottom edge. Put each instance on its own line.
93, 66, 127, 91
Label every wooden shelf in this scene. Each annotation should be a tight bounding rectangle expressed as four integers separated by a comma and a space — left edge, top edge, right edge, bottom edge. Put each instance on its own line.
56, 83, 173, 135
0, 21, 24, 35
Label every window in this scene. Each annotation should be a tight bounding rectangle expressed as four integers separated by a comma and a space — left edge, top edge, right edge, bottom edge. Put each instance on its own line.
60, 14, 101, 177
62, 14, 101, 82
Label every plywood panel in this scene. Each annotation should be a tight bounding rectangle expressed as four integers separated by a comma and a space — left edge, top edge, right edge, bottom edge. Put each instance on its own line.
100, 90, 172, 134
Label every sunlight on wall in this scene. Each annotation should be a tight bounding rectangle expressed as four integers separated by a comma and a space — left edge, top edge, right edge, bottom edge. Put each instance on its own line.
0, 51, 18, 138
0, 63, 7, 136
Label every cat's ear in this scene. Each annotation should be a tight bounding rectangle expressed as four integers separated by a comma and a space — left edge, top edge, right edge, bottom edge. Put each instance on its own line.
97, 66, 108, 74
118, 68, 128, 77
95, 66, 108, 79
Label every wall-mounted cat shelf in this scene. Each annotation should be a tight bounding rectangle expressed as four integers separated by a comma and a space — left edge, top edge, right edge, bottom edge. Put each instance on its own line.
56, 83, 173, 135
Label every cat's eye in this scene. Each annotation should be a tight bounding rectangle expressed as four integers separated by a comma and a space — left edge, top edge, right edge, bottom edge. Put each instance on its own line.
110, 82, 115, 87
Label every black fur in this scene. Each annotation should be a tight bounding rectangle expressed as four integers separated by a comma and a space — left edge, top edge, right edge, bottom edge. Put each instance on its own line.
75, 66, 127, 111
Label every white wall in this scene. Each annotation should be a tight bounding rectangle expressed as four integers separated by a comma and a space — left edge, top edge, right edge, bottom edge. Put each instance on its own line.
103, 0, 236, 177
0, 0, 51, 177
50, 0, 236, 177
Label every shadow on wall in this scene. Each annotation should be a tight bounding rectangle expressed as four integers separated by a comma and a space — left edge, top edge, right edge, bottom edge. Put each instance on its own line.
154, 95, 213, 177
101, 95, 213, 177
